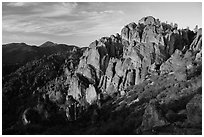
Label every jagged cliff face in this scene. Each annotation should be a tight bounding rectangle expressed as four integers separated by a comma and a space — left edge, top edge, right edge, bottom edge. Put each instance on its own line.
40, 17, 200, 118
66, 16, 198, 106
64, 34, 124, 105
2, 16, 202, 134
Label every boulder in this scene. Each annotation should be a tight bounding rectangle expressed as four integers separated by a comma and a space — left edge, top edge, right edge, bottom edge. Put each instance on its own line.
141, 100, 168, 131
86, 84, 97, 104
160, 49, 185, 74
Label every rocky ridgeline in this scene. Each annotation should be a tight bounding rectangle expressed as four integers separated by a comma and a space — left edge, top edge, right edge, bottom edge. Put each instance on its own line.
65, 16, 199, 105
2, 16, 202, 134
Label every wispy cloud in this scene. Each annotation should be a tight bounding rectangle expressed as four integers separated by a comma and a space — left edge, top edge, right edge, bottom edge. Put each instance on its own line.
32, 2, 78, 17
6, 2, 37, 7
4, 2, 78, 17
3, 3, 124, 37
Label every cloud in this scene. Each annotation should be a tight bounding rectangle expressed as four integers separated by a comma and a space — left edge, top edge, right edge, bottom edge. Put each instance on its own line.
3, 15, 77, 35
33, 2, 78, 17
3, 3, 124, 37
5, 2, 78, 17
6, 2, 37, 7
56, 10, 125, 37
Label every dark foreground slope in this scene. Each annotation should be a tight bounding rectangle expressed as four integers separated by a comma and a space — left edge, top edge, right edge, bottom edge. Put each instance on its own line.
2, 16, 202, 135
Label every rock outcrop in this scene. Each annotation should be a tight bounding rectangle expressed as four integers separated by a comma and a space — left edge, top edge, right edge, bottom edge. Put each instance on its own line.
98, 16, 168, 95
67, 16, 202, 106
186, 94, 202, 126
190, 28, 202, 52
141, 100, 168, 131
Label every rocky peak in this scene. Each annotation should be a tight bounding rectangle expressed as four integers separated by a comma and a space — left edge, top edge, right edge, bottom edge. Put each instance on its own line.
138, 16, 156, 26
40, 41, 56, 47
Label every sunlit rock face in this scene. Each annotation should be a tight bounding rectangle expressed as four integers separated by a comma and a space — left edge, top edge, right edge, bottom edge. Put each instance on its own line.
82, 16, 200, 99
86, 84, 97, 104
118, 16, 168, 92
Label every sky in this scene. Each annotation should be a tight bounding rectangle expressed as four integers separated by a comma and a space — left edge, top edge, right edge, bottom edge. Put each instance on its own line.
2, 2, 202, 47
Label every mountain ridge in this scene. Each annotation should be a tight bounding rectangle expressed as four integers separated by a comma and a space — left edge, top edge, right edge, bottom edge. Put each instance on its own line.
2, 41, 82, 76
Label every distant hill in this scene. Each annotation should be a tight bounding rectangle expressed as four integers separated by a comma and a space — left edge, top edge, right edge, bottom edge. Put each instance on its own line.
2, 41, 81, 76
39, 41, 56, 47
